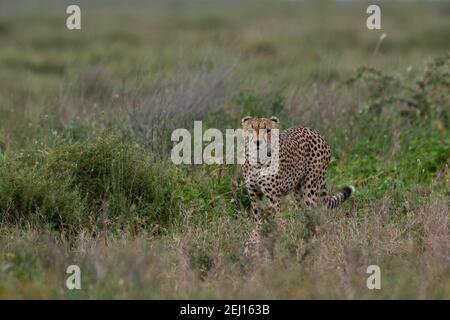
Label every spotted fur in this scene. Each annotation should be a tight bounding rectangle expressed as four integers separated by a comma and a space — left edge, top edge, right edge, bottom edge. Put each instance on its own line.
241, 116, 355, 220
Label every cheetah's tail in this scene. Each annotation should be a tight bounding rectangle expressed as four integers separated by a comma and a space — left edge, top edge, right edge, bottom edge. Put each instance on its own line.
327, 185, 355, 209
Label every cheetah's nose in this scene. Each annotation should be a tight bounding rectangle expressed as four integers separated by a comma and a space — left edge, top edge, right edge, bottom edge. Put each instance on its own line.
256, 140, 261, 148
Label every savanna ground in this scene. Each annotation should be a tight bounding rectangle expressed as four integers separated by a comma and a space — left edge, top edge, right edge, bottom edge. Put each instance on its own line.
0, 0, 449, 299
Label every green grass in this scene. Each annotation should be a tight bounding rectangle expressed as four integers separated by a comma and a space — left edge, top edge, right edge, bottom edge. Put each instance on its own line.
0, 0, 449, 299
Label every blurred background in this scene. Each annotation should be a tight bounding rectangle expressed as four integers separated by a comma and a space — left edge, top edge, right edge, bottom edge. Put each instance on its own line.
0, 0, 449, 147
1, 0, 449, 80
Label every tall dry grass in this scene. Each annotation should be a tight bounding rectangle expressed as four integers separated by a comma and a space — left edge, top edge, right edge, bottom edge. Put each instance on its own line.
1, 193, 448, 299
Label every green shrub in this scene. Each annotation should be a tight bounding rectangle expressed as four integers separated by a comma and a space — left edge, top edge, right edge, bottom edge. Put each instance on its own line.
235, 92, 286, 120
0, 158, 87, 230
348, 53, 450, 123
0, 135, 186, 232
44, 135, 183, 229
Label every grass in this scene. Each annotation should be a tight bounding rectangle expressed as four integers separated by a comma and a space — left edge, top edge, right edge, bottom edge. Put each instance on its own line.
0, 0, 449, 299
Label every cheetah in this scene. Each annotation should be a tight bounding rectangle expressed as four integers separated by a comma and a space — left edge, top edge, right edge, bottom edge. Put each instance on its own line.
241, 116, 355, 221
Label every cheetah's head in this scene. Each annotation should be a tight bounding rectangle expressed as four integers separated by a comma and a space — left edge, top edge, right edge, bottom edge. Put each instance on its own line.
241, 116, 279, 159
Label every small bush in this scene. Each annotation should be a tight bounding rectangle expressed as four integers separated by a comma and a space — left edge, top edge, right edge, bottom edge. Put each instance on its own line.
235, 92, 286, 120
348, 53, 450, 123
0, 158, 87, 230
0, 135, 185, 232
45, 135, 183, 229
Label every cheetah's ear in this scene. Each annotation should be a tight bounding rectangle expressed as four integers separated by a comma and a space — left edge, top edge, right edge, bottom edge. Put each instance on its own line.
270, 116, 279, 123
241, 116, 252, 124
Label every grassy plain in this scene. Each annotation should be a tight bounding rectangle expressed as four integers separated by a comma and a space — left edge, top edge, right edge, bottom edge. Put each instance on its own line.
0, 0, 449, 298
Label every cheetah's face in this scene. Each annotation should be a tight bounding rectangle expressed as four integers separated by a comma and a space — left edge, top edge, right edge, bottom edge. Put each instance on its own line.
241, 116, 279, 157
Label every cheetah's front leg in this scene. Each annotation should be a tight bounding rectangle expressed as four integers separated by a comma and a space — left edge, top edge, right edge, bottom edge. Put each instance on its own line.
260, 192, 281, 234
267, 195, 281, 217
293, 183, 304, 206
244, 189, 265, 256
247, 186, 263, 220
